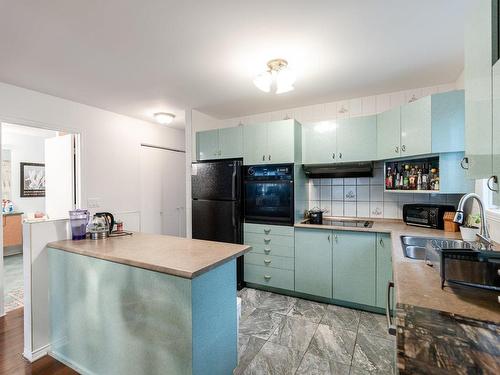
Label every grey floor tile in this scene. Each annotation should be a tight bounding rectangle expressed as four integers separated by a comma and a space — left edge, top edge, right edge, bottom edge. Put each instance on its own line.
321, 304, 360, 333
239, 308, 285, 340
239, 288, 273, 321
234, 334, 266, 375
268, 315, 318, 352
296, 351, 351, 375
287, 298, 327, 323
349, 367, 371, 374
358, 312, 392, 339
308, 324, 357, 366
242, 341, 303, 375
258, 293, 297, 314
352, 332, 395, 374
3, 254, 23, 295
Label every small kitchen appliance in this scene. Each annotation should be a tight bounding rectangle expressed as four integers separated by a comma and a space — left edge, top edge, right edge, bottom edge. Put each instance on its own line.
403, 204, 455, 229
306, 208, 325, 225
69, 209, 90, 240
88, 212, 115, 239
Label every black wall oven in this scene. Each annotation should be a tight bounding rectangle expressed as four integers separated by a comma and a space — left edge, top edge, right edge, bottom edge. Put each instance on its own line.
244, 164, 294, 226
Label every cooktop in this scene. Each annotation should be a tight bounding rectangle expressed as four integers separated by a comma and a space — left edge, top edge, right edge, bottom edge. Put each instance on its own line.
316, 219, 374, 228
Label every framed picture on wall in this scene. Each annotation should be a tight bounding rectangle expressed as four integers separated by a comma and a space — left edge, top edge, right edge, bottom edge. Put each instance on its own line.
20, 162, 45, 197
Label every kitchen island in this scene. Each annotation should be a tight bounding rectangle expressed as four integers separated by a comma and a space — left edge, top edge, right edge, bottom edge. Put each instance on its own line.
47, 233, 250, 375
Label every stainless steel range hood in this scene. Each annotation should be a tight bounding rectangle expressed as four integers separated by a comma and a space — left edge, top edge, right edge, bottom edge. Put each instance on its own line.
302, 162, 374, 178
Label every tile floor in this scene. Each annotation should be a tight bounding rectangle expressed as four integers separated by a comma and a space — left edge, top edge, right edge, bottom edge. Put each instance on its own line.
3, 254, 24, 312
236, 288, 395, 375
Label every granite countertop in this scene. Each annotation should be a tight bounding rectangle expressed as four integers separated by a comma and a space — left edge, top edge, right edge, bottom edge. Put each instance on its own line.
296, 218, 499, 323
48, 232, 251, 279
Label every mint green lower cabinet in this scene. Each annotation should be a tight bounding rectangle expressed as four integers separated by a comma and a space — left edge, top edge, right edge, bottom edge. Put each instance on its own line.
295, 228, 333, 298
244, 264, 294, 290
376, 233, 393, 309
244, 253, 294, 271
333, 231, 376, 306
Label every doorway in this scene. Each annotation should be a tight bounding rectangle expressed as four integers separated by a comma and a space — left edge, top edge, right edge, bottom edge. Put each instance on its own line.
140, 144, 186, 237
1, 122, 79, 314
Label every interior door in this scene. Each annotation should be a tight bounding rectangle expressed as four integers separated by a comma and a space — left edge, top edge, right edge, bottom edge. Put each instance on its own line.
140, 146, 186, 237
44, 134, 74, 219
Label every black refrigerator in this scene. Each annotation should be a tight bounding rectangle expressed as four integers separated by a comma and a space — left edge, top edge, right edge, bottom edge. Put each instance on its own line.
191, 159, 244, 289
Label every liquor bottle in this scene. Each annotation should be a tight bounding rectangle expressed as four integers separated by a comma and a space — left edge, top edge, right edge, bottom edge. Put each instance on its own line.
394, 165, 400, 189
403, 165, 410, 190
417, 169, 422, 190
386, 167, 393, 189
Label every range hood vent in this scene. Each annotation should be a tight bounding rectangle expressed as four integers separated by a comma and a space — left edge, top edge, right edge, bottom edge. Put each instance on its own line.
302, 162, 374, 178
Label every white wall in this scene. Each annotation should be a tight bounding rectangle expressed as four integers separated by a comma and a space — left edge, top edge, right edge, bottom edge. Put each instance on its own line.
0, 81, 185, 318
2, 129, 57, 215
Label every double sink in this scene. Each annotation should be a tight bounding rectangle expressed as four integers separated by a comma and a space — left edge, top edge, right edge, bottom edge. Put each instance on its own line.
401, 236, 478, 260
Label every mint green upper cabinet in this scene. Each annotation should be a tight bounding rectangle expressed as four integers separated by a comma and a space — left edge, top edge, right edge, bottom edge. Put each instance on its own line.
302, 121, 338, 164
439, 152, 475, 194
196, 129, 219, 160
295, 228, 333, 299
243, 123, 268, 164
377, 107, 401, 160
375, 233, 393, 309
431, 91, 465, 153
337, 116, 377, 162
196, 126, 243, 161
401, 96, 431, 157
333, 231, 376, 306
219, 126, 243, 159
267, 120, 296, 164
464, 0, 493, 179
243, 120, 299, 165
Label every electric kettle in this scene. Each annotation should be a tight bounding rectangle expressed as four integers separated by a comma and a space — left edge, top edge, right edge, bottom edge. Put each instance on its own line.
88, 212, 115, 239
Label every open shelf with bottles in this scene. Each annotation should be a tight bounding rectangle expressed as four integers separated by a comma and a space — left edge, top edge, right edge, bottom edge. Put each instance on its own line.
384, 156, 440, 193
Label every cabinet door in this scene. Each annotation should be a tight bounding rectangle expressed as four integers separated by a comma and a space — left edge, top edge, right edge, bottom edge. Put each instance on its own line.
302, 121, 337, 164
377, 108, 401, 160
337, 115, 377, 162
243, 123, 268, 165
439, 152, 475, 194
493, 60, 500, 205
219, 126, 243, 159
196, 129, 219, 160
267, 120, 295, 163
333, 231, 376, 306
464, 0, 492, 179
376, 233, 392, 309
295, 228, 332, 298
401, 96, 431, 157
431, 91, 465, 153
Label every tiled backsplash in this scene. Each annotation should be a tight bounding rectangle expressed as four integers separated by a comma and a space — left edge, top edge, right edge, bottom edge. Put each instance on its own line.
307, 164, 463, 220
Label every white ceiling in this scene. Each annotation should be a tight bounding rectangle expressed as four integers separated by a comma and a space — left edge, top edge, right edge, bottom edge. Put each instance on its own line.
0, 1, 467, 128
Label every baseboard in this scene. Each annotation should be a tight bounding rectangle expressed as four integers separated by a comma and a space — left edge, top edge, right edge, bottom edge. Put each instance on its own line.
50, 350, 96, 375
23, 343, 50, 362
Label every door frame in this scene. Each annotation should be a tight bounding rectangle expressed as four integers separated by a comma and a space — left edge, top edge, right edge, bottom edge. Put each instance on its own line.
0, 115, 82, 318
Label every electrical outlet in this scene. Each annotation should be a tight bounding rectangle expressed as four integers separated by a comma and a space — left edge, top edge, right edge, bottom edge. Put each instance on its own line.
87, 198, 101, 209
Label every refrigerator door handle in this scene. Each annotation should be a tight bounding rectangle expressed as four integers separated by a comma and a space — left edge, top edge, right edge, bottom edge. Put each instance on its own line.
231, 164, 237, 200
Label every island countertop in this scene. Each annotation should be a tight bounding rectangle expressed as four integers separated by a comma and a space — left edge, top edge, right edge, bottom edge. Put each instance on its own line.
48, 232, 251, 279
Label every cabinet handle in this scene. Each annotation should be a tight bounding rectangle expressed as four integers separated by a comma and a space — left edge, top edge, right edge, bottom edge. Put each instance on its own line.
328, 234, 331, 242
487, 176, 499, 192
401, 145, 406, 152
379, 238, 384, 247
332, 153, 335, 159
386, 281, 396, 336
268, 154, 271, 161
264, 228, 271, 234
262, 155, 265, 161
264, 259, 272, 265
264, 238, 271, 243
460, 157, 469, 170
264, 247, 271, 254
339, 153, 342, 159
334, 234, 338, 242
395, 146, 399, 153
264, 275, 272, 281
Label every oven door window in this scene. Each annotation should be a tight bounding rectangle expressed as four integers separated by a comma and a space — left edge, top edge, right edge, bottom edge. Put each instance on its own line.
244, 181, 293, 224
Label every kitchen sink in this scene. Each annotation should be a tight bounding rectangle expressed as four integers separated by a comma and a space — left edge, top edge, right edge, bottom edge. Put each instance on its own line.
400, 236, 480, 260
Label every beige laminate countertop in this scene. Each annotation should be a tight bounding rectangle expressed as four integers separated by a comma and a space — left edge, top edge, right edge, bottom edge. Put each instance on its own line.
295, 218, 500, 323
48, 232, 251, 279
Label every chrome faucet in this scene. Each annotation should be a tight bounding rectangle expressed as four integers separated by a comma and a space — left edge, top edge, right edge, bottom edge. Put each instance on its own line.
453, 193, 492, 247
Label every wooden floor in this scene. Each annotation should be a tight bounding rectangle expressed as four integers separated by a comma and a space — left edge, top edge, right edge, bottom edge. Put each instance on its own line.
0, 307, 76, 375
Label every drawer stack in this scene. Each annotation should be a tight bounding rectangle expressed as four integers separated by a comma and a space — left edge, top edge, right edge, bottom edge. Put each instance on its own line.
243, 223, 294, 291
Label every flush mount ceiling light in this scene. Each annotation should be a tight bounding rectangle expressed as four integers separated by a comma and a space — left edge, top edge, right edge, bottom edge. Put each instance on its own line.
154, 112, 175, 125
253, 58, 296, 94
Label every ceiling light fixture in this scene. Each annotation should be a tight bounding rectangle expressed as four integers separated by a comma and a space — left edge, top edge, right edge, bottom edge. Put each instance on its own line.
253, 58, 295, 94
154, 112, 175, 125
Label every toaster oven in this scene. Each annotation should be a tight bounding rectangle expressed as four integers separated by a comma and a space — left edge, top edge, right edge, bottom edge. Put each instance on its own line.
403, 204, 455, 229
